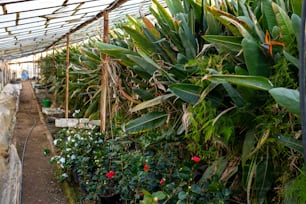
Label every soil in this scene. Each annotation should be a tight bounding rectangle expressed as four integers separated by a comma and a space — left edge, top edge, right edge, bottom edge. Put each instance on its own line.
12, 81, 67, 204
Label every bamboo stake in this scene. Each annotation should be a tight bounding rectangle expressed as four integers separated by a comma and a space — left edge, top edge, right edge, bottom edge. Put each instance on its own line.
100, 11, 109, 132
65, 34, 70, 118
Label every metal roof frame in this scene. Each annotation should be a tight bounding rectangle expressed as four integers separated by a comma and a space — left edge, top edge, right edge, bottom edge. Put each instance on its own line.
0, 0, 165, 60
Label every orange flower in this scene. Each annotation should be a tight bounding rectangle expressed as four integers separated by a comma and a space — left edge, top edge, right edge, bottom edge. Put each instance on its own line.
264, 30, 285, 56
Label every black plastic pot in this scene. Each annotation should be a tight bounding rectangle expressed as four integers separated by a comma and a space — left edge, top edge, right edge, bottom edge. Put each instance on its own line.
99, 194, 120, 204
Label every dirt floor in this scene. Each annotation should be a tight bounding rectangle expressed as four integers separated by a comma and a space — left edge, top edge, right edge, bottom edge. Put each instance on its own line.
13, 81, 66, 204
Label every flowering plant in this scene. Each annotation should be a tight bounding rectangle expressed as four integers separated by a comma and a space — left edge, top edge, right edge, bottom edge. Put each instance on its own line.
51, 128, 231, 203
140, 155, 231, 204
51, 128, 122, 200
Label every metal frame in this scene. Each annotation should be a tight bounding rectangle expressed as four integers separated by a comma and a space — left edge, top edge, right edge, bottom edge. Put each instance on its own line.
0, 0, 165, 60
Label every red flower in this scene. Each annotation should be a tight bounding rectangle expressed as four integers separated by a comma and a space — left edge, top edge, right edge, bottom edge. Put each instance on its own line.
192, 156, 201, 163
106, 171, 116, 179
159, 178, 165, 185
144, 164, 149, 172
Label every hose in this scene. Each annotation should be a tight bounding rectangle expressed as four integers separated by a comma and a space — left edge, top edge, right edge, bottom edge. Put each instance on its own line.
300, 0, 306, 166
19, 118, 38, 204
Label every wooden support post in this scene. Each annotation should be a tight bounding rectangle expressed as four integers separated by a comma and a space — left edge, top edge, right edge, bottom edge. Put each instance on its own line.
52, 45, 56, 106
100, 11, 109, 132
65, 35, 70, 118
40, 52, 43, 80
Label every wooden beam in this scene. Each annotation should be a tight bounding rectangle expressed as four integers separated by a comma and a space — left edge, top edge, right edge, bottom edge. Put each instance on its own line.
100, 11, 109, 132
65, 35, 70, 118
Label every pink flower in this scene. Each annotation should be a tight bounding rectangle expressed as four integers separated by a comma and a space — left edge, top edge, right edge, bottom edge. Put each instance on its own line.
144, 164, 149, 172
159, 178, 165, 185
106, 171, 116, 179
192, 156, 201, 163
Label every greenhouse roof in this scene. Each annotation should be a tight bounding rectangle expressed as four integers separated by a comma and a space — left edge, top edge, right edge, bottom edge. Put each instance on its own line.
0, 0, 165, 60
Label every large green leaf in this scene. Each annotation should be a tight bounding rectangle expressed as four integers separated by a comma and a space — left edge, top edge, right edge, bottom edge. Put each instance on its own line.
247, 6, 264, 43
242, 37, 270, 77
205, 6, 246, 37
96, 42, 138, 66
269, 88, 300, 115
122, 25, 156, 54
291, 0, 302, 16
205, 75, 273, 91
272, 2, 295, 46
283, 50, 299, 68
242, 130, 257, 163
291, 14, 301, 51
142, 25, 176, 63
200, 157, 228, 182
126, 55, 157, 75
132, 88, 154, 100
151, 0, 176, 32
203, 35, 242, 52
276, 135, 303, 154
262, 0, 277, 33
176, 13, 197, 59
220, 15, 253, 39
255, 159, 273, 204
81, 48, 101, 64
168, 83, 202, 105
222, 82, 244, 107
130, 93, 175, 112
125, 111, 168, 133
165, 0, 183, 16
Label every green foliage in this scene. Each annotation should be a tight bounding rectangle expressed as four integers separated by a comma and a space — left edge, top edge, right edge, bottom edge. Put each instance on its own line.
124, 111, 168, 133
285, 170, 306, 204
185, 99, 235, 159
44, 0, 303, 203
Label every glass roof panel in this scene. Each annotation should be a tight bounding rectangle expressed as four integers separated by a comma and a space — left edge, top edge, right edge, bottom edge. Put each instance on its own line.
0, 13, 16, 23
67, 0, 95, 3
77, 6, 106, 14
0, 21, 16, 29
20, 8, 58, 18
8, 21, 46, 32
80, 0, 114, 9
0, 0, 166, 60
18, 17, 45, 26
6, 0, 62, 13
48, 14, 87, 24
54, 4, 80, 13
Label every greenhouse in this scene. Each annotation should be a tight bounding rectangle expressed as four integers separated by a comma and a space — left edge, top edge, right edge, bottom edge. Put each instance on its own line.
0, 0, 305, 203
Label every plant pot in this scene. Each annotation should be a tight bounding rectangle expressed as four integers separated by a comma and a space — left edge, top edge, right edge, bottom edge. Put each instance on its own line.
42, 98, 51, 107
99, 193, 120, 204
